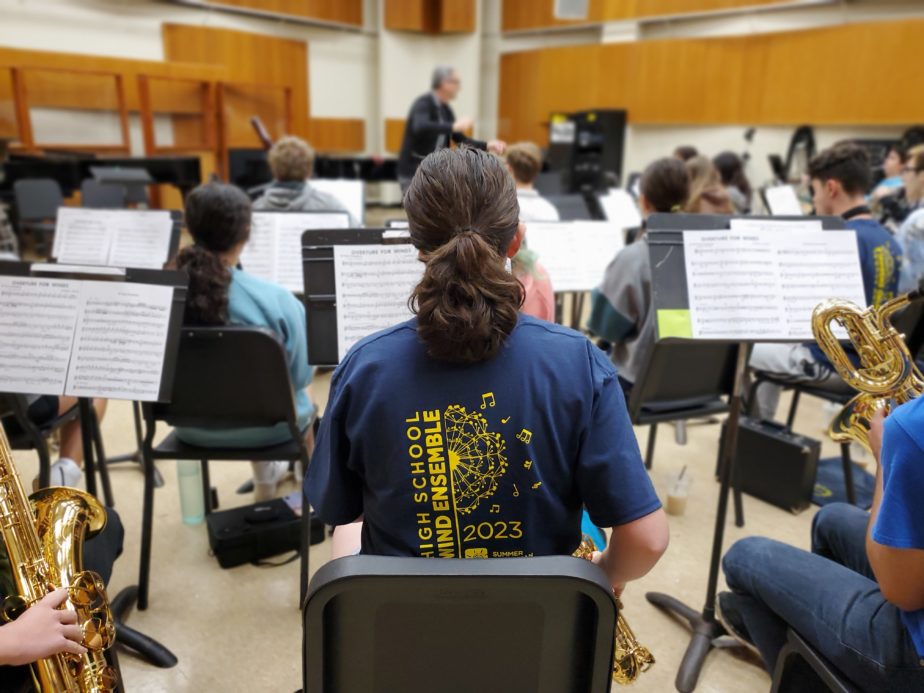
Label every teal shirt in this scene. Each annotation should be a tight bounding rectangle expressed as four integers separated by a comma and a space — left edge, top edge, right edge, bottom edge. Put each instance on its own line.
175, 268, 314, 447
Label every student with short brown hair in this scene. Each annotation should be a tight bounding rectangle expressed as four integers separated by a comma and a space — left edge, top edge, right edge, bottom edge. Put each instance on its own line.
253, 136, 356, 224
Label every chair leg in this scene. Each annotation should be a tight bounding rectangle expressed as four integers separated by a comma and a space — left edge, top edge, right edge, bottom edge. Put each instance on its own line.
840, 442, 857, 506
137, 451, 156, 611
300, 499, 310, 608
200, 459, 212, 515
91, 408, 115, 508
645, 423, 658, 470
785, 390, 801, 432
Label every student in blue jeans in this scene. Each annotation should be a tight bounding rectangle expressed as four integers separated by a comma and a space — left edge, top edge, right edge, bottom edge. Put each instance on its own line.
721, 400, 924, 690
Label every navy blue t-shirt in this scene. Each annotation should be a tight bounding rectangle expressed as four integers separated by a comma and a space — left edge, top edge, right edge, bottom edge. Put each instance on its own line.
305, 316, 661, 559
874, 396, 924, 657
810, 219, 902, 364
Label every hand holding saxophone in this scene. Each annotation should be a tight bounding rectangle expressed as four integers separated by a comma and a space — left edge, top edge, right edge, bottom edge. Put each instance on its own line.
0, 589, 86, 666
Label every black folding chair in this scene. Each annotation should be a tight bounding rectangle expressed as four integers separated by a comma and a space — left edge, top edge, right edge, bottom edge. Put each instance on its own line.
0, 393, 114, 506
771, 629, 860, 693
627, 341, 739, 469
303, 555, 618, 693
137, 327, 313, 610
80, 179, 127, 209
12, 178, 63, 255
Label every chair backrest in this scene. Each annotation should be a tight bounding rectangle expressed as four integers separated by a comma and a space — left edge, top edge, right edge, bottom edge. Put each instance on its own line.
13, 178, 63, 220
534, 171, 565, 196
546, 193, 592, 221
80, 179, 127, 209
303, 555, 617, 693
628, 340, 740, 418
147, 326, 299, 430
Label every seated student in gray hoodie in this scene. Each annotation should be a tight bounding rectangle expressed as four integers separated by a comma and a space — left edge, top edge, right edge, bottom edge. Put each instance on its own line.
253, 136, 359, 225
586, 158, 689, 401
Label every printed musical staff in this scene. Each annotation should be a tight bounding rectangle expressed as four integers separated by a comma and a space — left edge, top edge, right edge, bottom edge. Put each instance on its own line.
240, 212, 350, 292
682, 228, 866, 341
53, 208, 172, 269
523, 221, 625, 292
0, 275, 174, 401
333, 244, 423, 361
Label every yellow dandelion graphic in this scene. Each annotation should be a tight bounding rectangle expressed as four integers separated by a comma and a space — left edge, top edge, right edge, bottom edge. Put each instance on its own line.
444, 404, 508, 515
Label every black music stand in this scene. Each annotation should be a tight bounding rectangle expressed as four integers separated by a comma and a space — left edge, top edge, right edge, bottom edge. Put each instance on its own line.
301, 227, 417, 366
0, 261, 188, 670
640, 214, 851, 692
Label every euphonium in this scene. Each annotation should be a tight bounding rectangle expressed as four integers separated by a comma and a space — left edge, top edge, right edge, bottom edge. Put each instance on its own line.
574, 536, 655, 685
812, 284, 924, 452
0, 426, 117, 692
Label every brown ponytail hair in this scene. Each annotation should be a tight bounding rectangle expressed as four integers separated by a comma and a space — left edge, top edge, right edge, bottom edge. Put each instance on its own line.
405, 147, 523, 364
173, 182, 252, 326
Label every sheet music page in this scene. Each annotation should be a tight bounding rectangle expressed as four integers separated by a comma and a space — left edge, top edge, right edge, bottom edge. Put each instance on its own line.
777, 231, 866, 339
730, 218, 821, 233
240, 213, 277, 284
682, 229, 864, 340
310, 179, 365, 225
53, 208, 112, 266
523, 221, 625, 292
764, 185, 804, 216
274, 213, 350, 293
65, 281, 173, 401
599, 190, 642, 229
333, 244, 422, 361
0, 276, 80, 395
108, 210, 173, 269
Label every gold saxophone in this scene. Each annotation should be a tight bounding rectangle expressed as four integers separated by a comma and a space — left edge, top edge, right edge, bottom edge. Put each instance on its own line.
574, 535, 655, 685
812, 286, 924, 452
0, 426, 117, 692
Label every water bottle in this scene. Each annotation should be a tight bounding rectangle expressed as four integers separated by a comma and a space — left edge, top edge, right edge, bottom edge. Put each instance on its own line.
177, 459, 205, 525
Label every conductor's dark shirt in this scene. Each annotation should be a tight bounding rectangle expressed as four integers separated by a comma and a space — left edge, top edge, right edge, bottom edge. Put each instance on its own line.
397, 93, 486, 179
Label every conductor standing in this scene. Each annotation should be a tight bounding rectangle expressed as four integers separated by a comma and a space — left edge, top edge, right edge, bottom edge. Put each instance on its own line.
397, 65, 506, 195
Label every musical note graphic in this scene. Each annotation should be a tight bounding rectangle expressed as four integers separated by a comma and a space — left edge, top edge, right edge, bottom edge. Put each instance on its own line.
501, 416, 510, 424
531, 482, 542, 490
480, 392, 495, 409
516, 429, 532, 444
512, 484, 519, 497
490, 504, 500, 513
523, 460, 532, 470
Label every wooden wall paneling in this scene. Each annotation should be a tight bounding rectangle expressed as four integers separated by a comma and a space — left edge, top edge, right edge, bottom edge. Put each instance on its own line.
207, 0, 362, 26
385, 0, 432, 32
10, 66, 131, 153
439, 0, 475, 33
502, 0, 798, 32
9, 69, 32, 148
0, 68, 16, 139
0, 47, 226, 113
385, 0, 475, 33
385, 118, 406, 153
163, 24, 310, 140
307, 118, 365, 152
497, 19, 924, 139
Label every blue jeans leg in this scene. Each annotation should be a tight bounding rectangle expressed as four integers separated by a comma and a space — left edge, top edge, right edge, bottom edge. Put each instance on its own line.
810, 502, 875, 580
723, 536, 924, 691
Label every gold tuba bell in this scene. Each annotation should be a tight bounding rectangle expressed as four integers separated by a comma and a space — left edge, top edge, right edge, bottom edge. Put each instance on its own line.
574, 535, 655, 685
812, 284, 924, 452
0, 425, 117, 692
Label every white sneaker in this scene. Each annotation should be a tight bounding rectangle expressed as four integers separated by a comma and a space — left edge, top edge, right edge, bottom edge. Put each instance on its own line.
49, 458, 83, 488
252, 461, 290, 503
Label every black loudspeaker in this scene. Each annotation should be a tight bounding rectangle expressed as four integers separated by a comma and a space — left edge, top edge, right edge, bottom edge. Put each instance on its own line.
547, 109, 627, 193
720, 418, 821, 514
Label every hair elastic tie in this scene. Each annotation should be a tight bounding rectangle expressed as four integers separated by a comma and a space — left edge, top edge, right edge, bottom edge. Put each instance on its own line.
670, 204, 682, 212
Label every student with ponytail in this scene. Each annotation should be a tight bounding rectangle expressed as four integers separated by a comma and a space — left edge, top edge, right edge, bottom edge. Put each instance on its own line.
306, 148, 667, 593
172, 183, 315, 501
